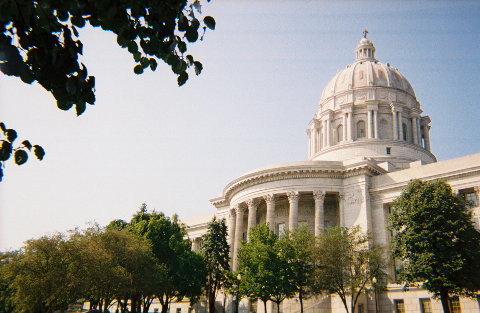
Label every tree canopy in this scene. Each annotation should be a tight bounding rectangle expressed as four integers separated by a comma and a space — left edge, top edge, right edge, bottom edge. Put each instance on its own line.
0, 0, 215, 180
313, 226, 386, 313
238, 224, 296, 313
389, 179, 480, 313
127, 205, 206, 313
0, 204, 207, 313
278, 226, 317, 313
201, 217, 231, 313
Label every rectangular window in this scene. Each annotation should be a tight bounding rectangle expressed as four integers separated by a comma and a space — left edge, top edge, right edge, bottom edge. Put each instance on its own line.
459, 188, 478, 208
278, 223, 286, 235
466, 192, 478, 207
394, 299, 405, 313
386, 147, 391, 155
420, 298, 432, 313
449, 297, 462, 313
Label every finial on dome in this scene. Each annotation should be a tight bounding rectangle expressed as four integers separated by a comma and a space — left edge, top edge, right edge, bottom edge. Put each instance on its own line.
363, 29, 368, 38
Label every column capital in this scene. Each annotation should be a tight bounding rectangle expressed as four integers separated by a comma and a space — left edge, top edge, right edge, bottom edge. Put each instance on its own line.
390, 103, 402, 112
366, 102, 378, 111
235, 206, 246, 215
313, 190, 326, 201
263, 194, 276, 205
287, 191, 300, 202
338, 192, 345, 200
246, 198, 259, 210
421, 116, 432, 126
474, 186, 480, 195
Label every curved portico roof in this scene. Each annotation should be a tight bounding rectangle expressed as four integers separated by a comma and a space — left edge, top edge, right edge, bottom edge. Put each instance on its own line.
210, 159, 387, 207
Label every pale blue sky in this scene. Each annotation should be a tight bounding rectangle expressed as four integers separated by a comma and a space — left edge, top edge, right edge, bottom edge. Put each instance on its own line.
1, 1, 479, 250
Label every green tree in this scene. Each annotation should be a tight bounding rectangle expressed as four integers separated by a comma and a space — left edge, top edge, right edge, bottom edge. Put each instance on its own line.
201, 217, 231, 313
223, 270, 247, 313
0, 0, 215, 179
314, 226, 386, 313
1, 234, 80, 313
238, 224, 295, 313
69, 226, 158, 313
389, 179, 480, 313
128, 205, 206, 313
278, 226, 317, 313
0, 251, 17, 313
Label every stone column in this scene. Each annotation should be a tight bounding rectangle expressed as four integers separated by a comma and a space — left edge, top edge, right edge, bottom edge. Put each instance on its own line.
311, 126, 317, 155
391, 105, 398, 140
411, 117, 418, 144
349, 110, 355, 141
246, 199, 259, 239
228, 208, 236, 263
307, 128, 312, 157
367, 110, 373, 139
323, 120, 328, 148
339, 193, 345, 227
326, 116, 332, 146
424, 126, 431, 151
373, 109, 379, 139
191, 237, 199, 251
342, 113, 347, 142
288, 191, 300, 232
264, 194, 276, 231
233, 206, 246, 270
313, 190, 326, 236
421, 117, 432, 151
398, 111, 404, 140
417, 118, 422, 146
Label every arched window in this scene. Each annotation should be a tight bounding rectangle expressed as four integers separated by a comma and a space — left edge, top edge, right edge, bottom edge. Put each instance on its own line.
337, 124, 343, 143
402, 123, 408, 141
357, 120, 366, 138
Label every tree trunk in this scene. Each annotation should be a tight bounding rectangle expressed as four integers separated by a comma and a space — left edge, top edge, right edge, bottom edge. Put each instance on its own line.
440, 289, 451, 313
103, 300, 110, 313
222, 293, 227, 313
263, 300, 267, 313
276, 301, 280, 313
209, 292, 216, 313
299, 290, 304, 313
160, 300, 169, 313
338, 294, 350, 313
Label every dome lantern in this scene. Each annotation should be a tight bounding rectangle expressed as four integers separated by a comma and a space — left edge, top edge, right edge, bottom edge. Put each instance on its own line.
355, 29, 376, 61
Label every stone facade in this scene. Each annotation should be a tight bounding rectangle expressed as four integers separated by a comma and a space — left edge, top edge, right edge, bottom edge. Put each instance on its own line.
180, 35, 480, 313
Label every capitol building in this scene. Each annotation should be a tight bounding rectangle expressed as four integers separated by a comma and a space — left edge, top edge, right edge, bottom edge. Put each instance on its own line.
183, 34, 480, 313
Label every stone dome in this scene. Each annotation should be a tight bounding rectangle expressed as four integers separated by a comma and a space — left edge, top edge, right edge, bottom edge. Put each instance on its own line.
320, 38, 416, 102
307, 33, 436, 170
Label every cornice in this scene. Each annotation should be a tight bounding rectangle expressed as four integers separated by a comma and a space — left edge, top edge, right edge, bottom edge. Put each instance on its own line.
210, 161, 386, 208
370, 165, 480, 194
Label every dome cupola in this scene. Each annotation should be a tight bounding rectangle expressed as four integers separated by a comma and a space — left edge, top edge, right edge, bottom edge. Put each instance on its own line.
355, 29, 376, 61
307, 32, 436, 170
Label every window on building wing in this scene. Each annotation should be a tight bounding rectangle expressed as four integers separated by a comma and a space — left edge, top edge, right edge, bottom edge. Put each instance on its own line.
459, 188, 478, 208
449, 297, 462, 313
420, 299, 432, 313
394, 300, 405, 313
